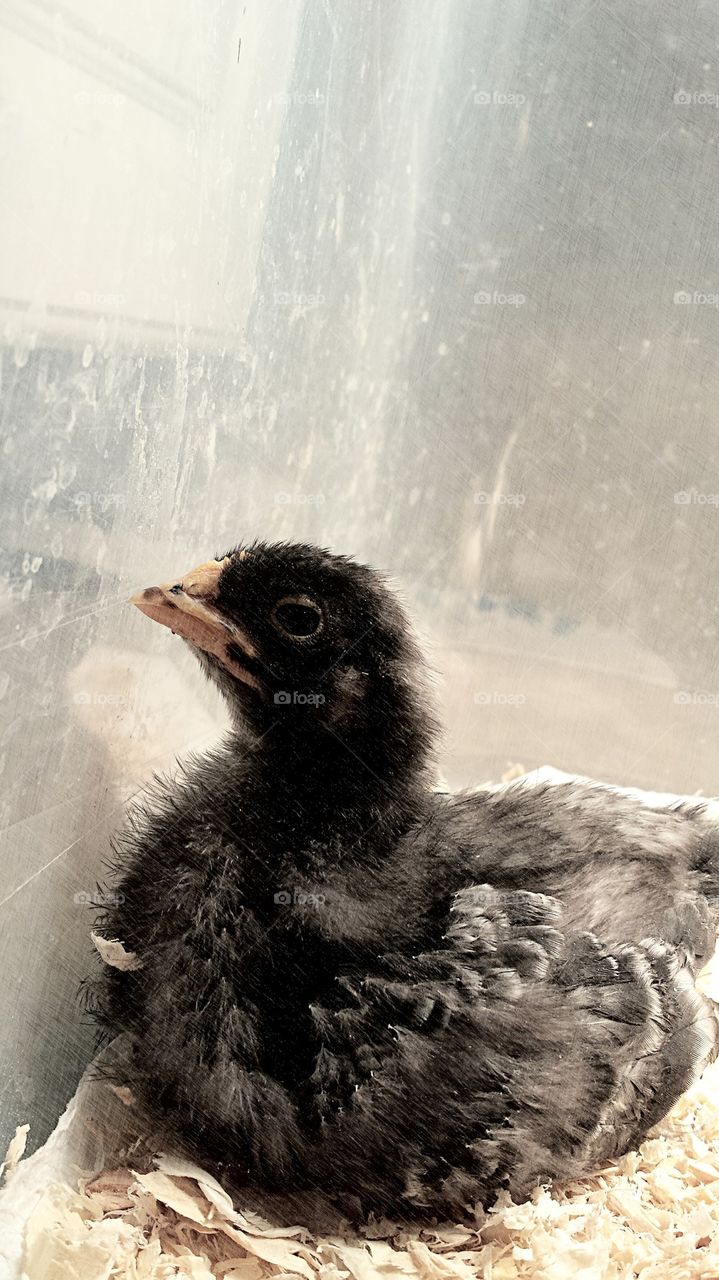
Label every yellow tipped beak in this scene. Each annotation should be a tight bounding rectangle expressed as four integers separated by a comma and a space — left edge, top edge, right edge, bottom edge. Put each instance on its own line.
130, 559, 261, 689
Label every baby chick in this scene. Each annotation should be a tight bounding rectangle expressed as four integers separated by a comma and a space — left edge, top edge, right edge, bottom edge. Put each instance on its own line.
93, 541, 719, 1221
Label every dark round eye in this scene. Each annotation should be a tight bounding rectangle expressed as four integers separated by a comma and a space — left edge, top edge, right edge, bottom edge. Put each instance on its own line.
271, 595, 324, 640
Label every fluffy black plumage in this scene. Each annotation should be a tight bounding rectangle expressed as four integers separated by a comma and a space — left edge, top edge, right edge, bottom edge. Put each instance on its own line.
93, 540, 719, 1222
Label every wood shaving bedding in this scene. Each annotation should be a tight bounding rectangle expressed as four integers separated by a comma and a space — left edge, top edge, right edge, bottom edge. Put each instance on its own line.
13, 1050, 719, 1280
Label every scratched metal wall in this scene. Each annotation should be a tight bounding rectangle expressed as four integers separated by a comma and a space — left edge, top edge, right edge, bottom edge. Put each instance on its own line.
1, 0, 718, 1154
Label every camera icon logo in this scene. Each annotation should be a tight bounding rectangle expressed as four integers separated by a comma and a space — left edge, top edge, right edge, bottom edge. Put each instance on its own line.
274, 890, 292, 906
274, 691, 292, 705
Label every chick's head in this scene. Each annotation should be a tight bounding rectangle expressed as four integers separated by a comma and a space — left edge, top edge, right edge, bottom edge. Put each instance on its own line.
130, 540, 435, 754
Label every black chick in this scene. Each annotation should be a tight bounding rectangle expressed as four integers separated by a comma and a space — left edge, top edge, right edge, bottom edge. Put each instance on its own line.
94, 540, 719, 1223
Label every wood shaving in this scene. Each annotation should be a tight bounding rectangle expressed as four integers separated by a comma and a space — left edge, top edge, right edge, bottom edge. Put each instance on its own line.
0, 1125, 29, 1183
91, 931, 143, 971
109, 1084, 137, 1107
500, 763, 527, 783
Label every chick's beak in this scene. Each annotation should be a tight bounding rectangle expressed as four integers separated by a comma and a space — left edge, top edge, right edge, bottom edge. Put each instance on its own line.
130, 560, 261, 691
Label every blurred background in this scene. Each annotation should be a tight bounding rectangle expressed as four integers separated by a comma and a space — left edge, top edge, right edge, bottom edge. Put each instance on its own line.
2, 0, 719, 1155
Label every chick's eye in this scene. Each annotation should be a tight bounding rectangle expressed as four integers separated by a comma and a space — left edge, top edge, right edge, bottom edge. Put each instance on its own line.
271, 595, 324, 640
